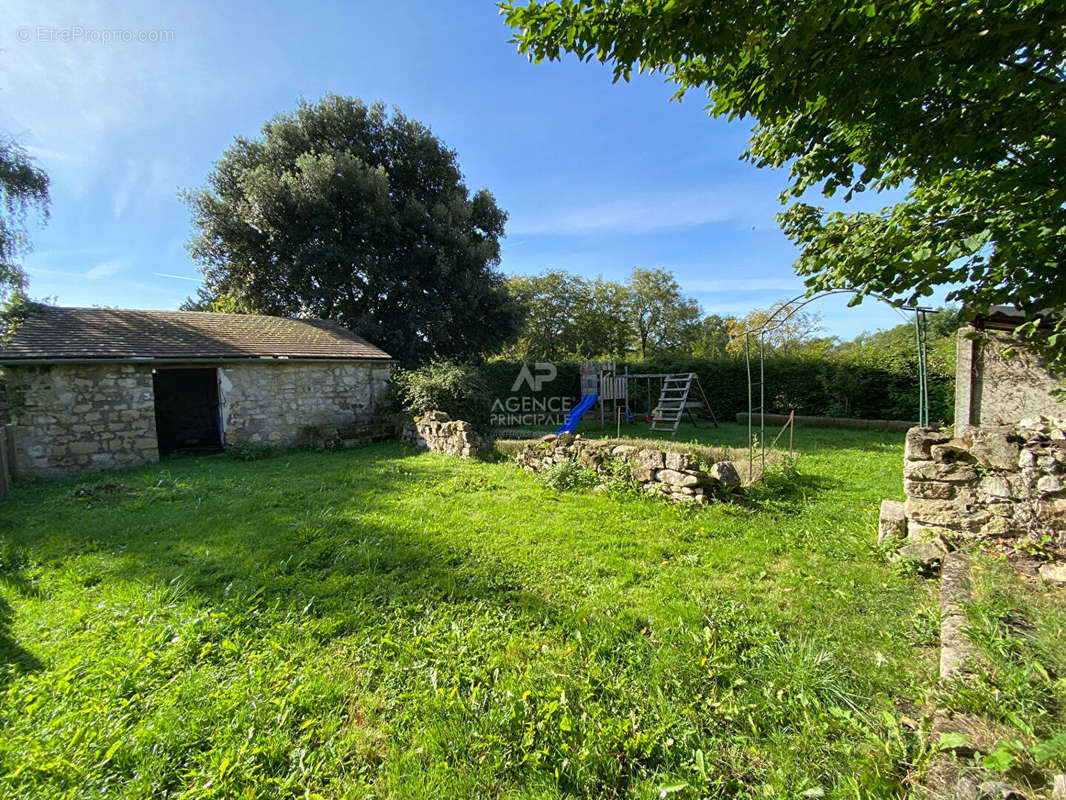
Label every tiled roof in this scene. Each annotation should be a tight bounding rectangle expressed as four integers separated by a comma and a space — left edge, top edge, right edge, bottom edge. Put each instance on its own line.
0, 306, 392, 363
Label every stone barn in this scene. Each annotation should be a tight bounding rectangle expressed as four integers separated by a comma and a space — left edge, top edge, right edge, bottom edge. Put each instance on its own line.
0, 307, 393, 477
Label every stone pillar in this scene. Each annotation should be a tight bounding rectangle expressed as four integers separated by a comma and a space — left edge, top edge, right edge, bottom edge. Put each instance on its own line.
954, 327, 978, 431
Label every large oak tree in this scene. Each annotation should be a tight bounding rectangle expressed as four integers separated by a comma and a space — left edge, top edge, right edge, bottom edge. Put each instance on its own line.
184, 95, 521, 365
503, 0, 1066, 368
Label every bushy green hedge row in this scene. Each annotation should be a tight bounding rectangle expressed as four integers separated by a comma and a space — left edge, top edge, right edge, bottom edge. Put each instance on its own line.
477, 355, 953, 425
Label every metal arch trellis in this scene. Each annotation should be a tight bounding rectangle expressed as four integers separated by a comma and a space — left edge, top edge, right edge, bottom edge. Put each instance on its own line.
732, 289, 931, 479
904, 305, 935, 428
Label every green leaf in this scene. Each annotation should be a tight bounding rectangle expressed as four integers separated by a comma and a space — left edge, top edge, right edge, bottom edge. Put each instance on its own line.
1033, 732, 1066, 762
937, 732, 970, 750
981, 745, 1017, 772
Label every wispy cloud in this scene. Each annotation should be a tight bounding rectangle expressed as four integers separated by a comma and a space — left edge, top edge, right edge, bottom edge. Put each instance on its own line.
153, 272, 199, 282
507, 184, 779, 237
84, 258, 128, 279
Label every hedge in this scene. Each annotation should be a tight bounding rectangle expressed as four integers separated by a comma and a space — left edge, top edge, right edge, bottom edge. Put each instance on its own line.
478, 355, 953, 426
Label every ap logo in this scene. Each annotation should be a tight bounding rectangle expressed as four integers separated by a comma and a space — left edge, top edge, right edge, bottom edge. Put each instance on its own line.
511, 362, 557, 392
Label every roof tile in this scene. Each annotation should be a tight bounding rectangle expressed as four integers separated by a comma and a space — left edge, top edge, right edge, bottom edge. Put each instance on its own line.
0, 307, 392, 362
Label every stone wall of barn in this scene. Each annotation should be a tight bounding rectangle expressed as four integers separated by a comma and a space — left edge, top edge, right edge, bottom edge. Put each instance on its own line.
4, 363, 159, 477
218, 361, 391, 447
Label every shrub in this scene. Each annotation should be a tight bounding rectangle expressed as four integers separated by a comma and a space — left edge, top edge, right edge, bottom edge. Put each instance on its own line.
393, 360, 493, 428
539, 457, 600, 492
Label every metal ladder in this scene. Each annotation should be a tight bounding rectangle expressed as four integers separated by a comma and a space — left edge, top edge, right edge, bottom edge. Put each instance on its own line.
650, 373, 695, 435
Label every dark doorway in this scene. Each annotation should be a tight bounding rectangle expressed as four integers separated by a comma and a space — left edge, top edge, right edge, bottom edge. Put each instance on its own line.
153, 368, 223, 455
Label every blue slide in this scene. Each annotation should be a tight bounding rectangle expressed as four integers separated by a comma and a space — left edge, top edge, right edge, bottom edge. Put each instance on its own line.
555, 393, 599, 435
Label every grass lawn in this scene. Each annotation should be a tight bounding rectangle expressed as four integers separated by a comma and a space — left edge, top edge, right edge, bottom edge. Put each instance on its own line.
0, 423, 938, 799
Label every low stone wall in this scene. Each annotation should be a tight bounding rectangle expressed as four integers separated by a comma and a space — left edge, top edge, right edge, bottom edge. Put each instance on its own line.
882, 417, 1066, 555
512, 433, 741, 506
401, 411, 485, 458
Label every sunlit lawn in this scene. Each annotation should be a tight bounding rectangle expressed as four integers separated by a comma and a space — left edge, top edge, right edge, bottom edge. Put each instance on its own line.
0, 423, 937, 799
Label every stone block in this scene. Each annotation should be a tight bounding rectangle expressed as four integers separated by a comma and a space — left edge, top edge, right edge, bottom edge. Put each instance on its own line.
977, 475, 1014, 500
904, 479, 955, 500
1038, 474, 1064, 495
630, 466, 656, 482
665, 451, 695, 471
969, 427, 1023, 470
903, 461, 978, 483
878, 500, 907, 545
1039, 563, 1066, 585
979, 515, 1015, 537
892, 539, 948, 565
635, 449, 665, 471
710, 461, 741, 489
655, 468, 699, 488
905, 427, 950, 461
611, 445, 637, 459
930, 441, 977, 465
1039, 497, 1066, 524
905, 498, 991, 532
907, 520, 954, 542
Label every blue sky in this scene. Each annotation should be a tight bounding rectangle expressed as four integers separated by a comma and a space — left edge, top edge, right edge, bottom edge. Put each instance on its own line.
2, 0, 941, 340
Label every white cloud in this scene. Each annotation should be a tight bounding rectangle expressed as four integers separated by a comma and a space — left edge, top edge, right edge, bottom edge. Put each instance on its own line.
507, 184, 779, 236
84, 258, 127, 279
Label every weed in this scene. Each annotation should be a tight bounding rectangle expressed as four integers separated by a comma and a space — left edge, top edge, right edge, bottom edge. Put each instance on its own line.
539, 457, 600, 492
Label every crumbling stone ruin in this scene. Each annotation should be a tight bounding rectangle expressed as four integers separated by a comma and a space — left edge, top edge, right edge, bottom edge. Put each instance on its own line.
401, 411, 485, 458
511, 433, 742, 506
881, 417, 1066, 563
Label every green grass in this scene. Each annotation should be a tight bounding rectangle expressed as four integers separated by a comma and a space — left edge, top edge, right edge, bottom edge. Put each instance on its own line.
0, 423, 936, 799
935, 554, 1066, 790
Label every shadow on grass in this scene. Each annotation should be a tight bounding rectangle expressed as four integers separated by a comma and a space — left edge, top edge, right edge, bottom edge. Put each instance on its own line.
3, 443, 556, 652
0, 544, 45, 687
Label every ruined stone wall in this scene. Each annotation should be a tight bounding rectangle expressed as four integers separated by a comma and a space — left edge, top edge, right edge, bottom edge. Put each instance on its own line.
956, 327, 1066, 428
882, 420, 1066, 556
513, 433, 742, 506
219, 361, 391, 447
5, 363, 159, 477
401, 411, 484, 458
